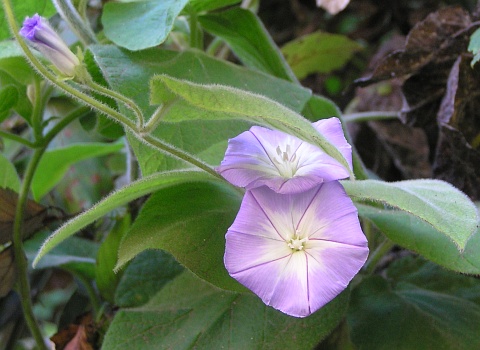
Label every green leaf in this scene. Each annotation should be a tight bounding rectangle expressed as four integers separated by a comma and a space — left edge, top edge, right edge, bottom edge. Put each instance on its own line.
0, 152, 20, 192
302, 94, 341, 121
114, 250, 184, 308
25, 231, 99, 280
0, 0, 55, 41
0, 71, 32, 121
0, 41, 35, 85
95, 215, 131, 304
348, 257, 480, 350
150, 75, 353, 178
103, 270, 349, 349
31, 141, 124, 200
0, 85, 18, 122
357, 204, 480, 274
187, 0, 241, 13
463, 203, 480, 270
32, 170, 219, 267
89, 45, 311, 175
281, 31, 363, 79
116, 180, 244, 292
468, 28, 480, 67
199, 8, 296, 81
102, 0, 189, 51
342, 179, 479, 251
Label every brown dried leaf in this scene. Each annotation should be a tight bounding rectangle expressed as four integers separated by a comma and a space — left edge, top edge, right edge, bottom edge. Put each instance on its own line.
0, 187, 49, 245
433, 55, 480, 199
51, 313, 97, 350
64, 325, 94, 350
368, 120, 431, 179
0, 248, 16, 298
356, 6, 472, 85
433, 126, 480, 199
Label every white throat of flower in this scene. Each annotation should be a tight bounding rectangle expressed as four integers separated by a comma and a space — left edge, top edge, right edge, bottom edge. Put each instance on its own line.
287, 230, 309, 251
273, 144, 299, 178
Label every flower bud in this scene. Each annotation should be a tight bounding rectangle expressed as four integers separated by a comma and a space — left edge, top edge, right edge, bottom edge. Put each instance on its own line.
20, 14, 80, 78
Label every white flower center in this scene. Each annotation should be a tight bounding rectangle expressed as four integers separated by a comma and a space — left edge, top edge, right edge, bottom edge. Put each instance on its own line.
273, 144, 299, 178
287, 230, 308, 251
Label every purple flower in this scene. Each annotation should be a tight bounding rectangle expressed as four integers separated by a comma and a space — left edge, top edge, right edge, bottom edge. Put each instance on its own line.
20, 14, 80, 77
216, 117, 352, 194
224, 181, 368, 317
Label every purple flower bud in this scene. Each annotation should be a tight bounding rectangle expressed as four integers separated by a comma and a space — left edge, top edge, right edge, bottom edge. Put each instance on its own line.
20, 14, 80, 77
216, 117, 353, 194
224, 182, 369, 317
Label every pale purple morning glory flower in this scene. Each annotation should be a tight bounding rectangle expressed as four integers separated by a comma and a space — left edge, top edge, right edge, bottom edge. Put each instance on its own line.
216, 117, 352, 194
20, 14, 80, 77
224, 181, 368, 317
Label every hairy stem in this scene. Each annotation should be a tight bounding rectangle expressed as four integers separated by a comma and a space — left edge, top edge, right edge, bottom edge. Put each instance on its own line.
0, 130, 35, 148
364, 239, 396, 274
343, 111, 399, 123
87, 80, 144, 128
13, 147, 49, 350
51, 0, 97, 45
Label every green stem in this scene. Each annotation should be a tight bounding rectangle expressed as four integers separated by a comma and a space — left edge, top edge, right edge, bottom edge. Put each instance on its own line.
40, 106, 91, 146
13, 147, 49, 350
205, 37, 225, 56
77, 0, 89, 20
31, 77, 43, 140
364, 239, 396, 275
87, 80, 144, 128
74, 273, 101, 316
0, 130, 35, 148
141, 99, 176, 134
343, 111, 399, 124
141, 133, 222, 180
188, 9, 203, 50
51, 0, 97, 45
2, 0, 137, 131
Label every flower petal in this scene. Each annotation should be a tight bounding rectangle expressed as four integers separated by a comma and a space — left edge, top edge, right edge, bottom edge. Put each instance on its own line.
224, 184, 369, 317
216, 118, 352, 194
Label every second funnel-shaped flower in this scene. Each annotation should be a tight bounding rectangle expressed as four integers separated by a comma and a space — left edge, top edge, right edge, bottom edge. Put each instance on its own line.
224, 181, 368, 318
216, 117, 352, 194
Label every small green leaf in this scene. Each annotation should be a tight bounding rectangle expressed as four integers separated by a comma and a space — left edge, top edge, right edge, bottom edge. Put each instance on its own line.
31, 141, 124, 200
116, 180, 244, 292
0, 41, 35, 85
103, 270, 349, 350
348, 257, 480, 350
0, 152, 20, 192
342, 179, 479, 251
468, 28, 480, 67
302, 94, 341, 121
187, 0, 241, 13
102, 0, 189, 51
95, 215, 131, 303
25, 232, 99, 280
199, 8, 297, 81
151, 75, 354, 178
0, 86, 18, 122
114, 250, 184, 308
282, 31, 363, 79
33, 170, 219, 267
357, 204, 480, 274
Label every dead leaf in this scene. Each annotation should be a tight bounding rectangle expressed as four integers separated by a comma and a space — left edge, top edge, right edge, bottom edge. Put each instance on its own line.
0, 248, 16, 298
51, 313, 97, 350
432, 55, 480, 199
64, 325, 94, 350
0, 187, 55, 245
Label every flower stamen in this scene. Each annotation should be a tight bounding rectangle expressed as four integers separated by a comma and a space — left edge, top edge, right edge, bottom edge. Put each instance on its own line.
287, 230, 308, 251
